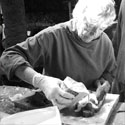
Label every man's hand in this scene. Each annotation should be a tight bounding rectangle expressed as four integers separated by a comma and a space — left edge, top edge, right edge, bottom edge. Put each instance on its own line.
38, 76, 75, 110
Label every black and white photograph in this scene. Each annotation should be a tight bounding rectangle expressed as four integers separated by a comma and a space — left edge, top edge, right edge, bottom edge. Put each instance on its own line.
0, 0, 125, 124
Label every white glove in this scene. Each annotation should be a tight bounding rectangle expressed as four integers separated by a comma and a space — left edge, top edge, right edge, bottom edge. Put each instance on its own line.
33, 74, 75, 110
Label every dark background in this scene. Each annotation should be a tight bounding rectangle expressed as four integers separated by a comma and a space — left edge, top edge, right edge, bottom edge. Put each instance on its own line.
23, 0, 122, 36
24, 0, 74, 34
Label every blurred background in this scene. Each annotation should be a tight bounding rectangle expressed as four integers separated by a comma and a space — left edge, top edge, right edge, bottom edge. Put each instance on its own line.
24, 0, 121, 36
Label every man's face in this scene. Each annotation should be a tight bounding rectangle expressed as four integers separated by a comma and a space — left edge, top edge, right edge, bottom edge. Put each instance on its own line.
76, 21, 104, 43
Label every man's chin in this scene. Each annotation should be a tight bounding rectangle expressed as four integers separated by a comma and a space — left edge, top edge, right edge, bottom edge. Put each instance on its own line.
81, 37, 92, 43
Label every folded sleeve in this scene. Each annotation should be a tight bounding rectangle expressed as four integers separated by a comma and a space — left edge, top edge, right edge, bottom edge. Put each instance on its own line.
101, 42, 117, 85
0, 34, 47, 80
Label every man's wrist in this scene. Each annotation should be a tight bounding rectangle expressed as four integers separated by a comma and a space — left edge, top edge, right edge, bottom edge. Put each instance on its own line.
32, 73, 45, 88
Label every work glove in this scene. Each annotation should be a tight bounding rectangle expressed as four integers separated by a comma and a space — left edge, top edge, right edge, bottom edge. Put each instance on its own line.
36, 75, 75, 110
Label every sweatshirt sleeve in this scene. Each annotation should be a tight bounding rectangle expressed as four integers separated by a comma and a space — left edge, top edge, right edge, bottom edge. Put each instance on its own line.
101, 38, 117, 85
0, 33, 48, 81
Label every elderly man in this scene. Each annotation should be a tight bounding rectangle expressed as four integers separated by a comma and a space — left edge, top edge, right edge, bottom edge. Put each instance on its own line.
0, 0, 117, 109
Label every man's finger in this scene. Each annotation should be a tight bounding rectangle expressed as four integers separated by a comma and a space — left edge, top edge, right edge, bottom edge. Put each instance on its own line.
56, 94, 73, 105
59, 87, 75, 99
51, 99, 67, 110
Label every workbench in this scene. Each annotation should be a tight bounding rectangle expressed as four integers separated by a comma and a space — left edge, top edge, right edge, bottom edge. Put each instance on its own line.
0, 103, 125, 125
108, 102, 125, 125
0, 85, 124, 125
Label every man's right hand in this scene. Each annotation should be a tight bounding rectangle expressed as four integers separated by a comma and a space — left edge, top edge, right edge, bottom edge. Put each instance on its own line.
37, 76, 75, 110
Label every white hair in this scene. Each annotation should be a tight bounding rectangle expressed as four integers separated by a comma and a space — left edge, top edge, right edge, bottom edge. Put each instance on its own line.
72, 0, 116, 29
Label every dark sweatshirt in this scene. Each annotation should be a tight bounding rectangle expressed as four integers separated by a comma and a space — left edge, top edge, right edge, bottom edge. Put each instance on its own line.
0, 20, 117, 89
